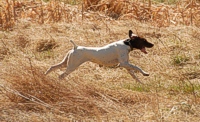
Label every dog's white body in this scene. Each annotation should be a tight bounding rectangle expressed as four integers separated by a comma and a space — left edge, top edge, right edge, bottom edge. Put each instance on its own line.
72, 40, 128, 66
45, 40, 149, 83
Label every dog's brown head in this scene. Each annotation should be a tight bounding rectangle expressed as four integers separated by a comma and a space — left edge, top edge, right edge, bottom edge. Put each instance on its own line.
124, 30, 154, 54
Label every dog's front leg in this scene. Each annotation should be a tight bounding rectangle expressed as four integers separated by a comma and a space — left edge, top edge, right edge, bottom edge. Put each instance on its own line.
120, 62, 149, 76
127, 70, 143, 84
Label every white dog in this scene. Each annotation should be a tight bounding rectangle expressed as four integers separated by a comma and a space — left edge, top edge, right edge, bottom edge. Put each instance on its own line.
45, 30, 154, 83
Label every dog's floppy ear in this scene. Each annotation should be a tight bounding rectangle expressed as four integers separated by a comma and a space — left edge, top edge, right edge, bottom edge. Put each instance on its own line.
129, 30, 137, 39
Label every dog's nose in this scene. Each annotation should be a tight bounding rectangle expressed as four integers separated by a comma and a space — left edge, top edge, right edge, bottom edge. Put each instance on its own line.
147, 43, 154, 48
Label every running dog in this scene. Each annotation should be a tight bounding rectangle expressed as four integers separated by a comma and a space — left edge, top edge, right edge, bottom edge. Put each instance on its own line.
45, 30, 154, 83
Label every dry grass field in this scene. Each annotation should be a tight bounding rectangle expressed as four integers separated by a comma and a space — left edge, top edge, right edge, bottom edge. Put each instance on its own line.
0, 0, 200, 121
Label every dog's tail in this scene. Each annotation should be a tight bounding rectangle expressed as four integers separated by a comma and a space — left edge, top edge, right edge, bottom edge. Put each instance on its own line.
70, 40, 78, 50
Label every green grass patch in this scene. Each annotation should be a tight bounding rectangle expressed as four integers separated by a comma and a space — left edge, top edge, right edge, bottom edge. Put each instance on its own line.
169, 83, 200, 95
152, 0, 178, 4
197, 52, 200, 59
173, 55, 189, 65
123, 83, 150, 92
34, 50, 55, 61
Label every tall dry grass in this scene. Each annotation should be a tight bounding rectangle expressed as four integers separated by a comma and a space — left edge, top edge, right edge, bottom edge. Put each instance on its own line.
0, 0, 75, 30
0, 0, 200, 30
84, 0, 200, 26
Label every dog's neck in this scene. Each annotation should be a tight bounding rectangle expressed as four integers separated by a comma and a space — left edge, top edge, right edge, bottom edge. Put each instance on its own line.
124, 39, 134, 51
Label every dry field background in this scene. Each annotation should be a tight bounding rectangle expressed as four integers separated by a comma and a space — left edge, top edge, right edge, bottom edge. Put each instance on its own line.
0, 0, 200, 121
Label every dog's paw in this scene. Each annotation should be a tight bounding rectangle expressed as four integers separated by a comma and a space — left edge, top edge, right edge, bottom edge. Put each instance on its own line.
44, 71, 48, 75
44, 69, 51, 75
143, 72, 149, 76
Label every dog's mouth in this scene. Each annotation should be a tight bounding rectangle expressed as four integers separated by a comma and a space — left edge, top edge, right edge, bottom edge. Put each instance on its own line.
141, 47, 147, 54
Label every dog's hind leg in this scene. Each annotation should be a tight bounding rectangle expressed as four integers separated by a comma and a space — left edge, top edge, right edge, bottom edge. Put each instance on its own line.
58, 67, 76, 79
58, 61, 83, 80
45, 52, 70, 75
58, 52, 86, 80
